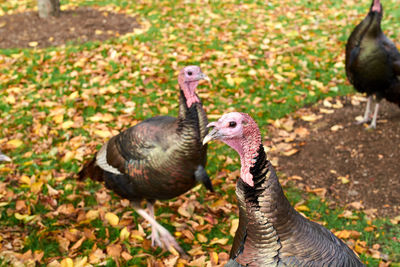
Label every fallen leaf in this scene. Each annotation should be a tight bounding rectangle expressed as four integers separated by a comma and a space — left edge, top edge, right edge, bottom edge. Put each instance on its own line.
230, 218, 239, 237
105, 212, 119, 226
337, 175, 350, 184
70, 237, 86, 250
210, 238, 229, 245
120, 227, 130, 241
28, 41, 38, 47
85, 210, 100, 221
197, 233, 208, 243
6, 139, 23, 148
106, 244, 122, 257
330, 124, 343, 132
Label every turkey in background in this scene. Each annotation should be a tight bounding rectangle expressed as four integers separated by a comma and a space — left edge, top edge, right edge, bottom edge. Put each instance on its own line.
345, 0, 400, 128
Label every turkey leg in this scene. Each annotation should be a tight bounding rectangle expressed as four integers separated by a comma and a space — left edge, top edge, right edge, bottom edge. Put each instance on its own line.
369, 102, 380, 129
357, 95, 372, 124
132, 201, 187, 256
146, 200, 161, 247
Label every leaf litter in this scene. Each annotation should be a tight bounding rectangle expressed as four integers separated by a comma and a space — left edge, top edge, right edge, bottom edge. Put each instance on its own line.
0, 0, 400, 266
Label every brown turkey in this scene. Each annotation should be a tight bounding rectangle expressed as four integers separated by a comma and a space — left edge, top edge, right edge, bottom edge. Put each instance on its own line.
345, 0, 400, 128
78, 66, 212, 255
203, 112, 365, 266
0, 150, 10, 162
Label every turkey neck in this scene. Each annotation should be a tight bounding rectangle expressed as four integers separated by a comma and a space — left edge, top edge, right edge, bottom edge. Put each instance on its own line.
235, 144, 298, 255
177, 90, 207, 143
351, 8, 382, 48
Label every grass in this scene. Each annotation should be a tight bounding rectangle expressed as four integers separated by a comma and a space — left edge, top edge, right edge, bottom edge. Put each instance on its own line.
0, 0, 399, 266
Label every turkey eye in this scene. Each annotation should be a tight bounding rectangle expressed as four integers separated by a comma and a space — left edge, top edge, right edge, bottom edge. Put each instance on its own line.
188, 71, 193, 76
229, 121, 237, 128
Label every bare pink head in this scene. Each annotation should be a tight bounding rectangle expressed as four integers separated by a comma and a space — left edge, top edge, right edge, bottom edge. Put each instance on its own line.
371, 0, 382, 13
178, 66, 209, 108
203, 112, 262, 187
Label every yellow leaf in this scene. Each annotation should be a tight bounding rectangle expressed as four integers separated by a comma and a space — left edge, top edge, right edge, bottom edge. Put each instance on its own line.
61, 121, 74, 130
62, 151, 75, 162
233, 77, 245, 85
120, 227, 130, 241
300, 114, 319, 122
89, 113, 114, 122
7, 139, 23, 148
210, 238, 229, 245
94, 129, 112, 138
210, 251, 218, 264
31, 181, 43, 194
74, 256, 88, 267
226, 75, 235, 86
53, 114, 64, 124
28, 41, 38, 47
14, 213, 35, 222
282, 148, 298, 157
105, 212, 119, 226
68, 91, 79, 100
20, 175, 31, 185
335, 229, 352, 239
330, 125, 343, 132
248, 69, 257, 76
85, 210, 100, 221
197, 233, 208, 243
295, 205, 310, 212
230, 218, 239, 237
337, 176, 350, 184
160, 106, 168, 114
5, 95, 15, 104
60, 258, 74, 267
354, 242, 367, 254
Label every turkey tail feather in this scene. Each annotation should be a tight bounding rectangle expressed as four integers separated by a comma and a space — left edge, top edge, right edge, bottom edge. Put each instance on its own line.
77, 155, 104, 182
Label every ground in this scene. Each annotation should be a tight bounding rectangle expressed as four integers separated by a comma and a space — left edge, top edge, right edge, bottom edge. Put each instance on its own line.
268, 96, 400, 218
0, 7, 138, 49
1, 6, 399, 265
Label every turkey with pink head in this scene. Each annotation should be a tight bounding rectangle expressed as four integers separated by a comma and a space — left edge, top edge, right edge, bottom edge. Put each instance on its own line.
203, 112, 364, 266
78, 66, 212, 255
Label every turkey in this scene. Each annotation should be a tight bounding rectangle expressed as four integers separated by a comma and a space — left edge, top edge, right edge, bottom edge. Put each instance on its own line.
78, 66, 212, 255
345, 0, 400, 128
0, 150, 11, 162
203, 112, 364, 266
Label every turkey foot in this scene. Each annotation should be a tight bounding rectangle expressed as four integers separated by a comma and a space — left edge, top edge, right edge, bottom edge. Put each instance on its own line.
367, 102, 379, 129
135, 204, 188, 257
356, 96, 372, 124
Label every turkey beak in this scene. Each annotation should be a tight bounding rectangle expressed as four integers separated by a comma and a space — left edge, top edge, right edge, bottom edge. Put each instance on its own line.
203, 123, 219, 145
198, 73, 211, 83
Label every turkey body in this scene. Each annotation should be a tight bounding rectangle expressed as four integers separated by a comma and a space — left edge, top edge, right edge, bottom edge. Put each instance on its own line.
345, 0, 400, 128
78, 66, 211, 254
227, 145, 364, 266
81, 95, 210, 201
